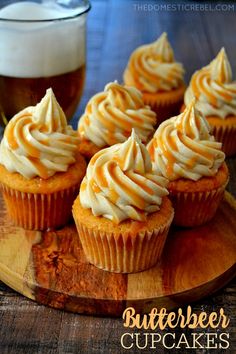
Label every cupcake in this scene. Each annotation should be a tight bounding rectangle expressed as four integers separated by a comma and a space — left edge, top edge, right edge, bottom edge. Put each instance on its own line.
123, 32, 185, 124
78, 81, 157, 160
147, 99, 229, 227
73, 130, 174, 273
184, 48, 236, 156
0, 88, 86, 230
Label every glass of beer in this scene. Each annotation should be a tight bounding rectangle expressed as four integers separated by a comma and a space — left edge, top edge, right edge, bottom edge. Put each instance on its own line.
0, 0, 91, 125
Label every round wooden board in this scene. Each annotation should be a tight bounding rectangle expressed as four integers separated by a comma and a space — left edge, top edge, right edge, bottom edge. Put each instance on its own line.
0, 192, 236, 316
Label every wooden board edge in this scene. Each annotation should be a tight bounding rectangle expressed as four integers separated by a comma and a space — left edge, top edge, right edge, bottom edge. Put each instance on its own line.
0, 263, 35, 300
126, 263, 236, 314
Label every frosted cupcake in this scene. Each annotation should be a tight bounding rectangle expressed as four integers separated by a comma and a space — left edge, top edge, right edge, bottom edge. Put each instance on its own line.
78, 81, 156, 160
73, 130, 174, 273
184, 48, 236, 156
147, 100, 228, 227
123, 32, 185, 124
0, 88, 86, 230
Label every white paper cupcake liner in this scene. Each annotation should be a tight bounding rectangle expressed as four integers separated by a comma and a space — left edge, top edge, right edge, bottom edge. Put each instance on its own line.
1, 183, 79, 230
74, 212, 174, 273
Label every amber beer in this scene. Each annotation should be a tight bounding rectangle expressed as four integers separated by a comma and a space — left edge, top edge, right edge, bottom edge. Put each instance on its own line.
0, 65, 85, 123
0, 1, 90, 125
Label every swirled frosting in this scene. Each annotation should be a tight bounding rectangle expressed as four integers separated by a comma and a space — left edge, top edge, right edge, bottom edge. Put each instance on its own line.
184, 48, 236, 118
147, 100, 225, 181
78, 81, 156, 147
123, 32, 185, 93
80, 130, 168, 223
0, 88, 79, 179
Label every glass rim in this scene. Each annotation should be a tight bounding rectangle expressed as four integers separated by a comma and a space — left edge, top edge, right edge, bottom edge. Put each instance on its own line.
0, 1, 91, 23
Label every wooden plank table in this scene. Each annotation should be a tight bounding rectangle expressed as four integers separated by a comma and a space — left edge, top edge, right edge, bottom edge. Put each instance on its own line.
0, 0, 236, 353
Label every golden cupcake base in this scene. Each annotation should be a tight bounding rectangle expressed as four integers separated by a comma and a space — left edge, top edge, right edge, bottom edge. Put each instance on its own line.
142, 84, 186, 125
0, 152, 87, 230
73, 197, 174, 273
168, 163, 229, 227
1, 184, 80, 230
207, 115, 236, 157
170, 184, 227, 227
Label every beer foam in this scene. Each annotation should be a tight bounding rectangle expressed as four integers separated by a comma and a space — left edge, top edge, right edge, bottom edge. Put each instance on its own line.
0, 2, 87, 77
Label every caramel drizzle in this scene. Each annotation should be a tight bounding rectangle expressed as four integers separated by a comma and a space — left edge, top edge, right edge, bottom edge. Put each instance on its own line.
108, 188, 120, 203
28, 157, 48, 179
179, 133, 212, 161
91, 91, 147, 144
5, 117, 21, 150
155, 118, 213, 178
80, 180, 87, 191
91, 158, 150, 209
147, 139, 155, 161
6, 116, 40, 157
219, 65, 226, 83
5, 108, 75, 179
5, 114, 31, 150
191, 73, 201, 99
129, 44, 180, 87
214, 83, 233, 102
96, 165, 109, 188
108, 162, 146, 209
84, 116, 90, 126
191, 64, 235, 105
90, 178, 102, 193
199, 75, 217, 107
155, 133, 177, 176
125, 171, 154, 196
191, 70, 217, 106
